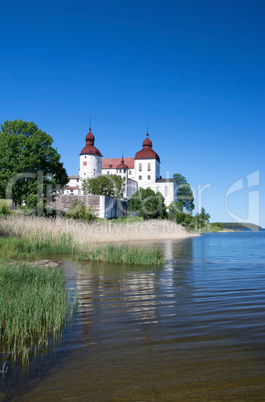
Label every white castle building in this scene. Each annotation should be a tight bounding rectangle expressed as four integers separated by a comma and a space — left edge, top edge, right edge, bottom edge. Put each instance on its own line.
64, 127, 178, 206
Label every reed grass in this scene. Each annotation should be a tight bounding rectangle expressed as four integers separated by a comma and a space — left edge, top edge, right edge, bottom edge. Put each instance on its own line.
0, 262, 76, 370
1, 215, 194, 245
0, 215, 181, 265
76, 244, 163, 265
0, 235, 76, 259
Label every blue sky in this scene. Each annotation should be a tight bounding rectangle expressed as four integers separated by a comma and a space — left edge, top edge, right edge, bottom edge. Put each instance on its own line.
1, 0, 264, 226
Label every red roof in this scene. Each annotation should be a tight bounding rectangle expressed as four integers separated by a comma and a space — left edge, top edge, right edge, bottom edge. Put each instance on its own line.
80, 127, 102, 156
102, 157, 135, 169
135, 132, 160, 162
117, 157, 129, 169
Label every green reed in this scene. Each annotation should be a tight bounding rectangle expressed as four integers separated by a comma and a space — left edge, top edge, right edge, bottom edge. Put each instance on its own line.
76, 244, 164, 265
0, 262, 76, 370
0, 234, 76, 259
0, 235, 163, 265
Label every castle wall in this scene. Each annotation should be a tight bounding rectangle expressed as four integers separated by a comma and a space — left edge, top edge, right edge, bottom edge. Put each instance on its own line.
52, 195, 127, 218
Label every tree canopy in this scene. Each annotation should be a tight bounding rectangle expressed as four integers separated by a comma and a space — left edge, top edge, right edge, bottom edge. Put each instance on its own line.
82, 174, 123, 198
173, 173, 195, 213
169, 202, 211, 231
0, 120, 68, 206
129, 187, 166, 220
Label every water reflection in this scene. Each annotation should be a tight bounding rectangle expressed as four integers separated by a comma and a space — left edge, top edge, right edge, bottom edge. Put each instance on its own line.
3, 233, 265, 401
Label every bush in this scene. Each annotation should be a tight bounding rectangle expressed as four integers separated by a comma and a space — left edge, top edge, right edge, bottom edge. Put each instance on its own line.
65, 200, 96, 221
129, 188, 167, 220
0, 204, 12, 216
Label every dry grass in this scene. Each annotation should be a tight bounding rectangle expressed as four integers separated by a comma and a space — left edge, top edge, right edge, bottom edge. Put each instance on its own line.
0, 216, 197, 247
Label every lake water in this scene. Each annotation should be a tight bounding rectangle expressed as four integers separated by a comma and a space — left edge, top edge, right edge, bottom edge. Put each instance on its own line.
1, 231, 265, 401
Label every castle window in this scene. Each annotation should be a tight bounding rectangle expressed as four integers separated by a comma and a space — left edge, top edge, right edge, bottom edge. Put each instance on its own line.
129, 170, 131, 175
148, 163, 151, 171
119, 169, 122, 173
139, 175, 142, 180
139, 163, 142, 172
83, 161, 87, 166
107, 171, 110, 175
148, 175, 151, 180
77, 179, 79, 182
165, 186, 169, 196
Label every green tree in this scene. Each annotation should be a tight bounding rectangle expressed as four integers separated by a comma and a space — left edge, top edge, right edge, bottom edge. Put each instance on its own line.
195, 207, 210, 229
168, 201, 195, 229
129, 188, 166, 220
173, 173, 195, 213
82, 174, 123, 198
0, 120, 68, 206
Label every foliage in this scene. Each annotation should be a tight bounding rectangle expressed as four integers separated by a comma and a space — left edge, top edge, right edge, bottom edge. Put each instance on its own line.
194, 207, 210, 228
173, 173, 195, 213
82, 174, 123, 198
0, 119, 68, 207
169, 203, 212, 231
0, 204, 12, 216
65, 200, 97, 221
0, 262, 76, 369
128, 188, 167, 220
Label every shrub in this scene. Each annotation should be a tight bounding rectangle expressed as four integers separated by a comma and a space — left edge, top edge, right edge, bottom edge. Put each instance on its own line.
0, 204, 12, 216
65, 200, 96, 221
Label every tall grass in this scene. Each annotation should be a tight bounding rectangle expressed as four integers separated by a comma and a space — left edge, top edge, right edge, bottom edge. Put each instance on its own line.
76, 244, 163, 265
0, 215, 179, 265
1, 215, 194, 245
0, 235, 76, 259
0, 262, 76, 370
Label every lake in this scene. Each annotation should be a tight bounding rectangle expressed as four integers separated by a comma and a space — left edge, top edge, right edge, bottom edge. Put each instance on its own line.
1, 231, 265, 401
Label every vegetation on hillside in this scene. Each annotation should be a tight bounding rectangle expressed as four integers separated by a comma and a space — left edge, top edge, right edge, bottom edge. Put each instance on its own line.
220, 222, 261, 230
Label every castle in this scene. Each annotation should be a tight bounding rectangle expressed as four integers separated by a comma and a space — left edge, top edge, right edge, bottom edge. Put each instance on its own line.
64, 127, 178, 206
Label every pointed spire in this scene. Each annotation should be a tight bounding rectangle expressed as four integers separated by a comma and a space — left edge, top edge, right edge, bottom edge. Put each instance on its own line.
87, 116, 92, 131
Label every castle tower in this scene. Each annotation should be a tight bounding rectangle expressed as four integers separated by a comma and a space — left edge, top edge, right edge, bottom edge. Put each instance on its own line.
79, 126, 102, 180
134, 132, 160, 187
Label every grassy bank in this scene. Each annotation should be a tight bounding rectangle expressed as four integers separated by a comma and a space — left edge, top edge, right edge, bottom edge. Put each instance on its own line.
76, 244, 163, 265
0, 216, 167, 265
0, 262, 76, 371
0, 236, 164, 265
